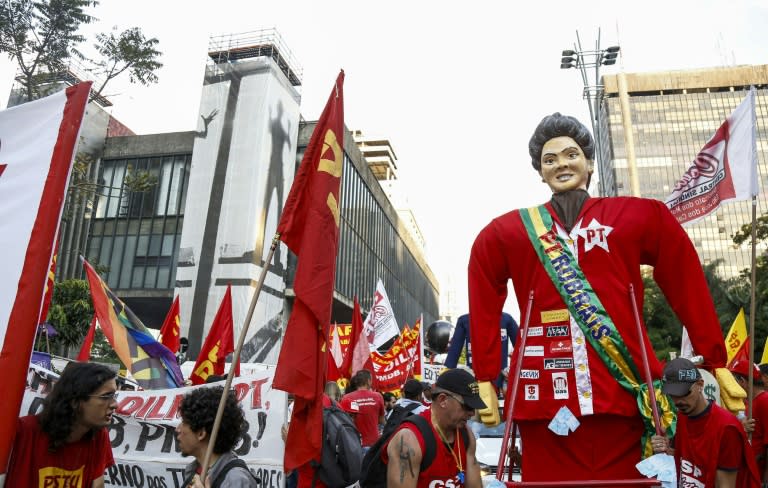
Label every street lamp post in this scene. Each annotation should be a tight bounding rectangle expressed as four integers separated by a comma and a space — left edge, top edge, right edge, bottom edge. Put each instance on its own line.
560, 29, 620, 196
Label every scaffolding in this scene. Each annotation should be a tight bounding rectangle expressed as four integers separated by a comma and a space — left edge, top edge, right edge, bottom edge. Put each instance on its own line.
207, 28, 303, 87
13, 57, 112, 107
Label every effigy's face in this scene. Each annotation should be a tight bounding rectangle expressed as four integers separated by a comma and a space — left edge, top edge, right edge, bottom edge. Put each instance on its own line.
538, 136, 593, 193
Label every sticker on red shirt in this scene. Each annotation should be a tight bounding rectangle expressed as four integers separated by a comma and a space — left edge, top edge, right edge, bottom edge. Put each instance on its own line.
549, 340, 572, 354
552, 372, 569, 400
524, 384, 539, 400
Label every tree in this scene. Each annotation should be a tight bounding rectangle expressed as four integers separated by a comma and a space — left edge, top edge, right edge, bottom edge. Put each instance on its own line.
90, 26, 162, 99
0, 1, 162, 103
45, 279, 92, 355
0, 0, 96, 101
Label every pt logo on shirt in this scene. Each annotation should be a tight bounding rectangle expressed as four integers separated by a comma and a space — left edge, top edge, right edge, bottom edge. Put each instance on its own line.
38, 465, 85, 487
576, 218, 613, 253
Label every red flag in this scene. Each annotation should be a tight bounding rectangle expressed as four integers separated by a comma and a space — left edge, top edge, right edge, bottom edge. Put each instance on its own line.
273, 71, 345, 471
189, 285, 237, 385
0, 82, 91, 473
349, 296, 373, 377
38, 232, 61, 325
159, 295, 181, 353
76, 316, 98, 361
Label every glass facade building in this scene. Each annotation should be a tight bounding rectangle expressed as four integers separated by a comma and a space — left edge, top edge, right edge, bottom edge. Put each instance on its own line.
598, 66, 768, 277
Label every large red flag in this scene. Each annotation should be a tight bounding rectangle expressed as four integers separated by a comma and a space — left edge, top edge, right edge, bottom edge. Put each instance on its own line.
189, 285, 238, 385
159, 295, 181, 353
273, 71, 345, 471
76, 316, 98, 361
0, 82, 91, 473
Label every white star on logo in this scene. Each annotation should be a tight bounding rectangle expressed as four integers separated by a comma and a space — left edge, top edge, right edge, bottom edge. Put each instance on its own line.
576, 218, 613, 253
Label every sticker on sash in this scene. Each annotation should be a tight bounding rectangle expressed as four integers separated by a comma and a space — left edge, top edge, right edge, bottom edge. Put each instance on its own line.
546, 325, 570, 337
544, 358, 574, 370
541, 309, 569, 323
549, 340, 573, 354
524, 384, 539, 400
527, 326, 543, 337
520, 369, 540, 379
524, 345, 544, 356
552, 372, 569, 400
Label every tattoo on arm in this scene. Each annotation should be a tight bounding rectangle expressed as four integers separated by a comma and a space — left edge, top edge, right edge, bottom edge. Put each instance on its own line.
398, 436, 416, 483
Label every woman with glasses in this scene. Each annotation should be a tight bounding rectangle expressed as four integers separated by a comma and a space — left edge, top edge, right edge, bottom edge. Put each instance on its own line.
5, 361, 117, 487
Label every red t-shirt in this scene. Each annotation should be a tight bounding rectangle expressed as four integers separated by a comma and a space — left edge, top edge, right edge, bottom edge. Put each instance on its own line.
751, 391, 768, 476
5, 415, 115, 487
675, 402, 760, 488
340, 389, 384, 447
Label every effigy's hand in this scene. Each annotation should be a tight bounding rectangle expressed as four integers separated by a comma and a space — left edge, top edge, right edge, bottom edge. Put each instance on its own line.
477, 381, 500, 426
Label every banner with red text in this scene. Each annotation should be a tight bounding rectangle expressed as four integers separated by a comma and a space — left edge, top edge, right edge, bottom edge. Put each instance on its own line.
665, 88, 758, 226
364, 279, 400, 351
371, 327, 420, 391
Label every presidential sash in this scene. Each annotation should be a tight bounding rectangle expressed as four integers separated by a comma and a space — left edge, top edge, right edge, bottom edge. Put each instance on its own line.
520, 204, 675, 457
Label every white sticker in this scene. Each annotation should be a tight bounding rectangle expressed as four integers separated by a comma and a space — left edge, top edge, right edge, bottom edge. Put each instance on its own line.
527, 326, 543, 337
520, 369, 540, 379
524, 384, 539, 401
552, 372, 569, 400
524, 345, 544, 357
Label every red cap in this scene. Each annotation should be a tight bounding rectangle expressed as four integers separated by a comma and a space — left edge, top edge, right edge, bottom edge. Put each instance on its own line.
728, 360, 760, 379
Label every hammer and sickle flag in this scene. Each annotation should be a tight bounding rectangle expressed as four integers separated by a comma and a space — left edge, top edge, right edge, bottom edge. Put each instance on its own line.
273, 70, 345, 471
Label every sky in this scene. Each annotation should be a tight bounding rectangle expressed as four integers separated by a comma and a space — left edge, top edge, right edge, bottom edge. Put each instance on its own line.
1, 0, 766, 320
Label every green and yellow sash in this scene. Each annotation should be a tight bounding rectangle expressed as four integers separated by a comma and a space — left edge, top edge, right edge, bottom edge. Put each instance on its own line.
520, 205, 675, 457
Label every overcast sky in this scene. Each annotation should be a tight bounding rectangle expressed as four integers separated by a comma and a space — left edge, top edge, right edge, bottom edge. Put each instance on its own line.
2, 0, 766, 320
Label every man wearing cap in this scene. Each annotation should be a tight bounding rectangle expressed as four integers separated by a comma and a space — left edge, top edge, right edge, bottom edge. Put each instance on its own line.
652, 358, 759, 488
468, 112, 727, 481
730, 360, 768, 484
384, 368, 485, 488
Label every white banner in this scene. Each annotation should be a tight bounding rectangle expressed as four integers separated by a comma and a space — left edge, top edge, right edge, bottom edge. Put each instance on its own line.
364, 279, 400, 351
20, 368, 287, 488
422, 364, 443, 385
665, 87, 759, 226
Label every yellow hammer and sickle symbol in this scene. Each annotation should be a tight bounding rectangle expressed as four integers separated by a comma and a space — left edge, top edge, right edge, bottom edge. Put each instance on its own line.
317, 129, 342, 227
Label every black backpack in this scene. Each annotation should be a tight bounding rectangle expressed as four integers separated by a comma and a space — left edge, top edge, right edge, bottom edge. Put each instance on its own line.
381, 402, 422, 439
311, 401, 363, 488
360, 412, 469, 488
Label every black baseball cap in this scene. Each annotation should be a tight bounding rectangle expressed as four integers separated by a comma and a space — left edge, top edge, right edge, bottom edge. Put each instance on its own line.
661, 358, 701, 396
403, 379, 425, 397
435, 368, 487, 410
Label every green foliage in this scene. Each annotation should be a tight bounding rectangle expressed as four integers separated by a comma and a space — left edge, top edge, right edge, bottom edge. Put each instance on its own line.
45, 279, 92, 352
91, 26, 162, 98
0, 0, 97, 101
0, 1, 162, 103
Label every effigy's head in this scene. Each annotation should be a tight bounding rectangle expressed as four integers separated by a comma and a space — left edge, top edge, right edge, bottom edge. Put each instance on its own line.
529, 113, 595, 192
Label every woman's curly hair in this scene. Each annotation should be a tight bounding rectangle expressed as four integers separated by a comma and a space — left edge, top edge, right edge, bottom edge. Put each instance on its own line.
39, 362, 116, 451
179, 386, 246, 454
528, 112, 595, 171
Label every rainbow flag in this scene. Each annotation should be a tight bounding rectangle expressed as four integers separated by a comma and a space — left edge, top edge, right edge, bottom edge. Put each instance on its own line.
83, 258, 183, 389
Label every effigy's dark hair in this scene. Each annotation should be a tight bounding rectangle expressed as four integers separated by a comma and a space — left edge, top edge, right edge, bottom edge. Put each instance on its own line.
528, 112, 595, 171
39, 361, 116, 451
179, 386, 245, 454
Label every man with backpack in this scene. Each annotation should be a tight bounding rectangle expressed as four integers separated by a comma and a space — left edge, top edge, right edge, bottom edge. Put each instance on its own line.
340, 369, 385, 453
177, 386, 257, 488
362, 368, 485, 488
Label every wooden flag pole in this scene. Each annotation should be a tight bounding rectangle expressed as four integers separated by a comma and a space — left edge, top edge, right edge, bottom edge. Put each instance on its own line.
200, 234, 279, 482
748, 196, 757, 421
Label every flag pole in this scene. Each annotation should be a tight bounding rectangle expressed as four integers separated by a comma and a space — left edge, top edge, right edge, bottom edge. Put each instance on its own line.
748, 196, 757, 420
200, 234, 279, 481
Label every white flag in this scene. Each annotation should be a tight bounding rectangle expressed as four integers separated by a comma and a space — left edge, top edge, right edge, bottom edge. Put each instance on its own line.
0, 83, 91, 475
364, 279, 400, 351
665, 87, 758, 226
